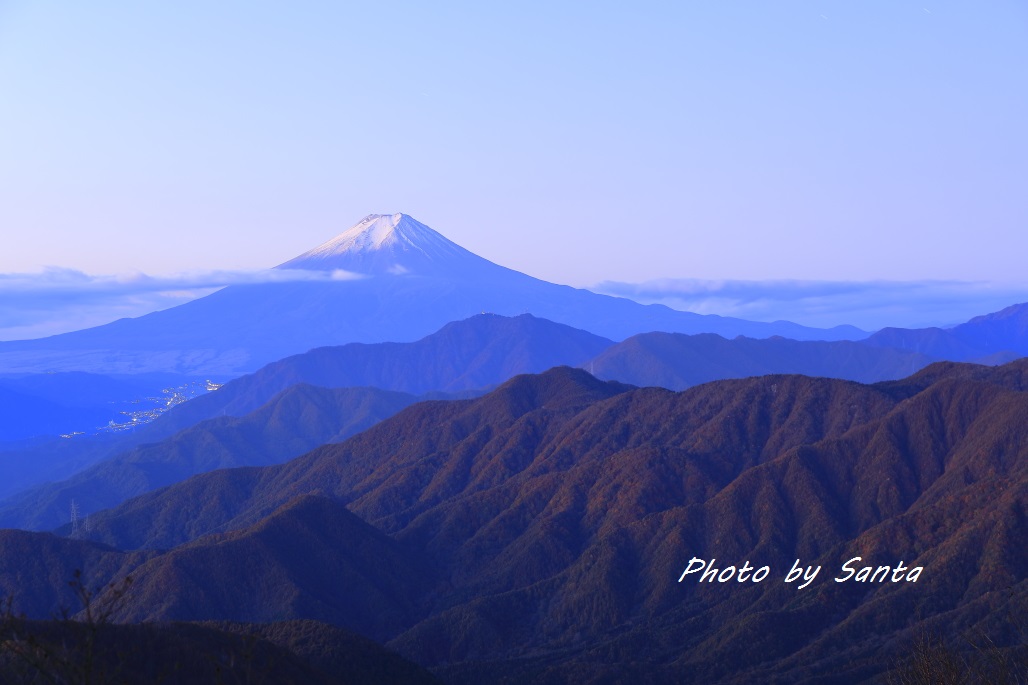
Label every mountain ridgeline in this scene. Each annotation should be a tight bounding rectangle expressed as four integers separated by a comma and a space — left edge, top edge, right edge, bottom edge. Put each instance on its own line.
865, 301, 1028, 360
0, 385, 419, 531
0, 312, 973, 533
0, 213, 866, 375
1, 211, 1028, 683
1, 311, 1020, 534
3, 361, 1025, 683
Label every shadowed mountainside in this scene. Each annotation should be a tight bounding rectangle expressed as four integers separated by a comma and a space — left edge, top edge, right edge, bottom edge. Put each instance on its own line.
865, 301, 1028, 361
0, 312, 945, 531
109, 494, 435, 642
0, 313, 609, 517
0, 617, 443, 685
0, 384, 418, 531
4, 310, 1020, 528
156, 313, 614, 433
0, 528, 151, 619
586, 331, 935, 389
6, 362, 1028, 683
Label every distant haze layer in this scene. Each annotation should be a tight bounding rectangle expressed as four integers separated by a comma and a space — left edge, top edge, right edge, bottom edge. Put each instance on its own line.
0, 214, 867, 374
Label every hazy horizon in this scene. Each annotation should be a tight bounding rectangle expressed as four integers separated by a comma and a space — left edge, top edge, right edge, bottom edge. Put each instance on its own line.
2, 210, 1027, 340
2, 2, 1026, 338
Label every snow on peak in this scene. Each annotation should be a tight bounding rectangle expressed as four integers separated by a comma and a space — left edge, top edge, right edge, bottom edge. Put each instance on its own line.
278, 213, 497, 277
305, 213, 413, 256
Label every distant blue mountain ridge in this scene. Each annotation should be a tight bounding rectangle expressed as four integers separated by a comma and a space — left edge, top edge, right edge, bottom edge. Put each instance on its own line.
0, 213, 867, 375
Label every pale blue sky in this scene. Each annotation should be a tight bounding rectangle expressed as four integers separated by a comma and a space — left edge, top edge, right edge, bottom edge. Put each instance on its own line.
1, 1, 1027, 337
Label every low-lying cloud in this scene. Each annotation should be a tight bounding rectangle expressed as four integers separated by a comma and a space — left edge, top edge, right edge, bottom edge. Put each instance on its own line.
593, 278, 1028, 332
5, 269, 1027, 343
0, 267, 362, 341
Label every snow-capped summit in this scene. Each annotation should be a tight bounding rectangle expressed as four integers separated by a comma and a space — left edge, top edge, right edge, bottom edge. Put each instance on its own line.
0, 212, 864, 376
279, 213, 496, 277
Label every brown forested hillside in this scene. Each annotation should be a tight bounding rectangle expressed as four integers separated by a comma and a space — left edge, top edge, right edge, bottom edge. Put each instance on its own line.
4, 362, 1027, 683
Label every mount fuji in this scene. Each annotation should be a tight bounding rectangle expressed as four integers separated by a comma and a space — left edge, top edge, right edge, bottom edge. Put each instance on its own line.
0, 213, 865, 375
278, 213, 498, 277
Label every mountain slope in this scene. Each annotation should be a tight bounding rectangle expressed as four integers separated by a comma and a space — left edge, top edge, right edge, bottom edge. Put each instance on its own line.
81, 368, 636, 550
279, 212, 501, 278
865, 301, 1028, 361
106, 495, 433, 642
80, 366, 903, 555
0, 214, 864, 375
151, 313, 613, 433
949, 301, 1028, 356
0, 529, 147, 618
0, 617, 444, 685
0, 314, 609, 509
68, 361, 1028, 683
0, 384, 417, 531
586, 331, 934, 389
4, 314, 937, 534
